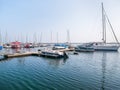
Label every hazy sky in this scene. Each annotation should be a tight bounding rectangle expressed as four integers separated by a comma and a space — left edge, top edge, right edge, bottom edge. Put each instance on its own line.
0, 0, 120, 43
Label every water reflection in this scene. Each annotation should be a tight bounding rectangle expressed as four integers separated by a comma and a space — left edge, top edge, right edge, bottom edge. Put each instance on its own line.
101, 52, 107, 90
17, 57, 25, 65
44, 58, 68, 67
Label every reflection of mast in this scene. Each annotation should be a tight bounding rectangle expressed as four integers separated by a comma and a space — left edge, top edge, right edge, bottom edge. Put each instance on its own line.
47, 59, 68, 67
18, 57, 25, 65
101, 52, 106, 90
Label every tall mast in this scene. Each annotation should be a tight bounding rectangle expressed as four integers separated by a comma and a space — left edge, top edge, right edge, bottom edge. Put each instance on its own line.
57, 32, 58, 43
67, 30, 70, 44
40, 32, 42, 44
102, 3, 119, 44
26, 34, 28, 43
33, 32, 37, 44
0, 30, 1, 45
20, 33, 23, 43
5, 31, 8, 44
51, 31, 52, 44
102, 3, 106, 43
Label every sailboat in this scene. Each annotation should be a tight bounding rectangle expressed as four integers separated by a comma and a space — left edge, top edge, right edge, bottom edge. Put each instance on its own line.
3, 31, 11, 48
93, 3, 120, 51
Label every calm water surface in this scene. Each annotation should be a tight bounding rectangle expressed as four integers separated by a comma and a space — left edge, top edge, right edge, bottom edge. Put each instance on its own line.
0, 50, 120, 90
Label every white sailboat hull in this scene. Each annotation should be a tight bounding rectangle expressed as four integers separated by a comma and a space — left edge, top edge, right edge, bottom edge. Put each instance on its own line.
93, 44, 119, 51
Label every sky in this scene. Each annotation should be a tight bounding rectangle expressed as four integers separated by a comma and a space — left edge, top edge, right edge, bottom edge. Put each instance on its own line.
0, 0, 120, 43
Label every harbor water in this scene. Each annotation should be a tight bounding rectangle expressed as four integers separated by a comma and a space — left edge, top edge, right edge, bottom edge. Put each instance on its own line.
0, 49, 120, 90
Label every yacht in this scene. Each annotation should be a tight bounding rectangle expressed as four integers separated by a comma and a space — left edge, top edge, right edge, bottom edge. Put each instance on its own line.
40, 50, 68, 58
92, 3, 120, 51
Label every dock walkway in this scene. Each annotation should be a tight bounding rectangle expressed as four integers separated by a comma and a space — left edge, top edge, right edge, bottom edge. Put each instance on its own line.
3, 48, 74, 58
4, 52, 40, 58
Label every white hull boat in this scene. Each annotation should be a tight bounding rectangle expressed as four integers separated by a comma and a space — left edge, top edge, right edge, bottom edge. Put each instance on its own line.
92, 3, 120, 51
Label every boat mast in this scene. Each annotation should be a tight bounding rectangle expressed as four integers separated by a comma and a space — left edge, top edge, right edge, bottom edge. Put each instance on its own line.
5, 31, 8, 44
0, 29, 2, 45
51, 31, 52, 44
40, 32, 42, 44
26, 34, 28, 43
20, 33, 23, 43
102, 3, 106, 43
102, 3, 119, 44
67, 30, 69, 43
67, 30, 71, 45
57, 32, 59, 43
33, 32, 37, 44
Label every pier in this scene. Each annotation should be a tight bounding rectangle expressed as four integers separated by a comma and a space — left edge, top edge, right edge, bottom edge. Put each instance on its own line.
4, 52, 40, 58
3, 48, 74, 59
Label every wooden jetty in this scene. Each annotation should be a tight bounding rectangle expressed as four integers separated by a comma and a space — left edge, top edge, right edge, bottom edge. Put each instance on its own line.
4, 52, 40, 58
3, 48, 74, 59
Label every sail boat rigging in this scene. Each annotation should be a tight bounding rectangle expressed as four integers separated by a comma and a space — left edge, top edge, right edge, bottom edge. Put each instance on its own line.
102, 3, 119, 44
93, 3, 120, 51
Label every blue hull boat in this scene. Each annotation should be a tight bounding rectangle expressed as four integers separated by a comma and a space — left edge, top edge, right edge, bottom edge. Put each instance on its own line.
0, 45, 3, 50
